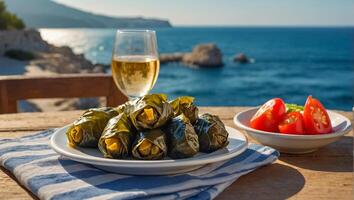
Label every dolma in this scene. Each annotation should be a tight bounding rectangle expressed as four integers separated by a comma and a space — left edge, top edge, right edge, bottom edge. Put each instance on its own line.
170, 96, 199, 124
132, 129, 167, 160
98, 113, 136, 159
66, 107, 119, 148
194, 113, 229, 153
129, 94, 174, 130
115, 100, 135, 115
163, 116, 199, 159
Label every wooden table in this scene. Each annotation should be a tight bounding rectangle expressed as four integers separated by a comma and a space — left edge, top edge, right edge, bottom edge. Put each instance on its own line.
0, 107, 352, 200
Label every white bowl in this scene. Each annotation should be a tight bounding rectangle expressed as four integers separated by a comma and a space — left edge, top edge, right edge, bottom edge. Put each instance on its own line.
234, 108, 352, 154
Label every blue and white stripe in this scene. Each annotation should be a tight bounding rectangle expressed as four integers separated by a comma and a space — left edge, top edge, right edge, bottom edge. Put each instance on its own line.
0, 129, 279, 200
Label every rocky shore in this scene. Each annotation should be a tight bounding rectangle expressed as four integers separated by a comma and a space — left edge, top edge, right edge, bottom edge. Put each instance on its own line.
0, 29, 105, 112
0, 29, 105, 73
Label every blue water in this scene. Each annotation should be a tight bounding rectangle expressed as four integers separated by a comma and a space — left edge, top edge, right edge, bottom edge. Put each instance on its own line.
39, 27, 354, 110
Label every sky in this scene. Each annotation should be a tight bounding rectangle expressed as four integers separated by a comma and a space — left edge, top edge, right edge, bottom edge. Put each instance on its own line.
54, 0, 354, 26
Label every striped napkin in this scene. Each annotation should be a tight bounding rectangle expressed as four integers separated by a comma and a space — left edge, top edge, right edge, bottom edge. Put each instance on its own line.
0, 129, 279, 200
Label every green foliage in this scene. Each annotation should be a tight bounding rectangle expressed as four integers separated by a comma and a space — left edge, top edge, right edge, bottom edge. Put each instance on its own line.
0, 1, 25, 30
285, 103, 304, 113
4, 49, 35, 61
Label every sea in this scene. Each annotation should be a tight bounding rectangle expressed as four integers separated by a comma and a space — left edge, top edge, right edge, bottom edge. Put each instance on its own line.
37, 27, 353, 111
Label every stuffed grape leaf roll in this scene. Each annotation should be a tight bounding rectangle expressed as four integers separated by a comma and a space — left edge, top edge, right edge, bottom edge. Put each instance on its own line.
66, 107, 119, 148
115, 99, 135, 115
163, 116, 199, 159
129, 94, 174, 130
170, 96, 199, 124
132, 129, 167, 160
98, 113, 137, 159
194, 113, 229, 153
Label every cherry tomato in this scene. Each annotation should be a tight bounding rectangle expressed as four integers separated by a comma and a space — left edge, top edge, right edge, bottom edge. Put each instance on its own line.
278, 111, 306, 134
250, 98, 286, 132
303, 96, 332, 134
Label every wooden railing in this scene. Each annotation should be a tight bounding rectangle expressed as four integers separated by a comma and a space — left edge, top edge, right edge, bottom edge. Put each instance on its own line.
0, 74, 128, 114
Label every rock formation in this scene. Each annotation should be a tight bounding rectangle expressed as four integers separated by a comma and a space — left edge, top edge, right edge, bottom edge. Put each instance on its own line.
0, 29, 101, 73
0, 29, 104, 112
233, 53, 250, 63
182, 43, 223, 67
0, 29, 50, 55
159, 43, 223, 67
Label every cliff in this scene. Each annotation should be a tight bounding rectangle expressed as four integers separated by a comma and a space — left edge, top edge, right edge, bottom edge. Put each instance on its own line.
0, 29, 101, 73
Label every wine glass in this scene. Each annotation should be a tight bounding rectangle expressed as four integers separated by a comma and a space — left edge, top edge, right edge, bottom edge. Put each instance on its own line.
111, 30, 159, 99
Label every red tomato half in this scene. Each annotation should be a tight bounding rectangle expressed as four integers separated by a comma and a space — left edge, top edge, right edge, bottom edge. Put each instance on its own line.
278, 112, 306, 134
250, 98, 286, 132
303, 96, 332, 134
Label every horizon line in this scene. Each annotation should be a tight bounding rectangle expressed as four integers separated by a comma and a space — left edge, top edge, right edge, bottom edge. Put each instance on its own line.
37, 25, 354, 30
173, 24, 354, 28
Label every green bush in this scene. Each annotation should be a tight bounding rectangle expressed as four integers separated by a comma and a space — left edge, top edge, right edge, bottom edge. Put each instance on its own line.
0, 1, 25, 30
4, 49, 35, 61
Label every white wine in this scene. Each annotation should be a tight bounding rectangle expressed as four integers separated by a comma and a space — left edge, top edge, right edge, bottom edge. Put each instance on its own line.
111, 56, 159, 98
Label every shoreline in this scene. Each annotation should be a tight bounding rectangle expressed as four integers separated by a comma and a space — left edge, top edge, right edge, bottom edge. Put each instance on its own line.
0, 29, 106, 112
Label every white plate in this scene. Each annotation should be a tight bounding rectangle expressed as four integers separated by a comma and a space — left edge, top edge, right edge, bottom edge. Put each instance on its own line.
50, 126, 248, 175
234, 107, 352, 154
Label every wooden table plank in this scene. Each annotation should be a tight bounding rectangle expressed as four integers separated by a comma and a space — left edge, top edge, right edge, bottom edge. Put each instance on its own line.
0, 111, 83, 131
0, 107, 352, 200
